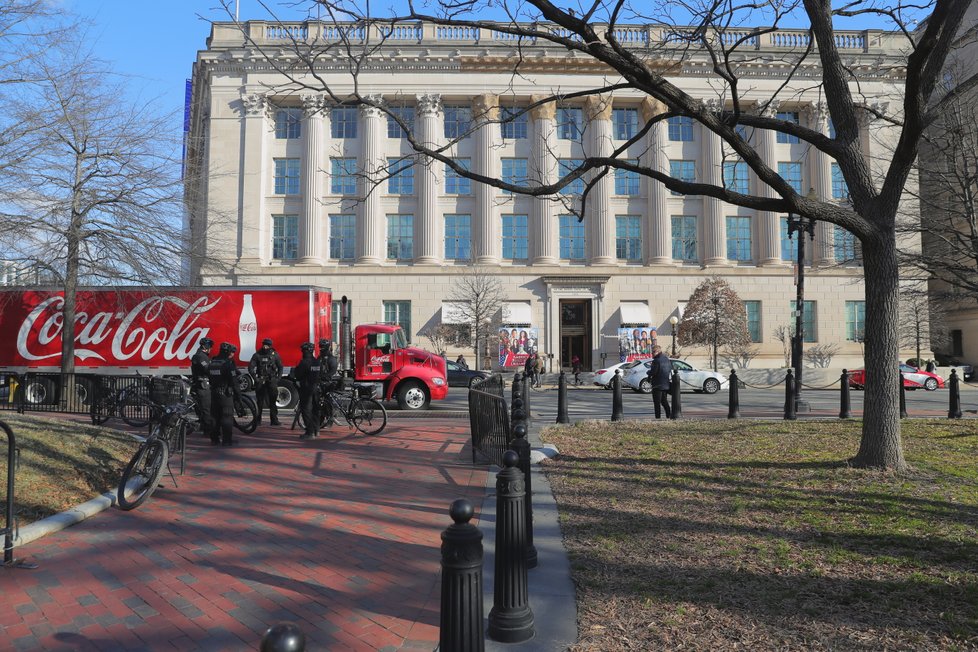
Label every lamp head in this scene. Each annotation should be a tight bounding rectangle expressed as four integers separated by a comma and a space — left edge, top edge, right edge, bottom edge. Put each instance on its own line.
669, 315, 679, 326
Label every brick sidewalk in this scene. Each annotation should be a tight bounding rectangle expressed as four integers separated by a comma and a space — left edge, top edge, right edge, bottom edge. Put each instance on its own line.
0, 419, 487, 651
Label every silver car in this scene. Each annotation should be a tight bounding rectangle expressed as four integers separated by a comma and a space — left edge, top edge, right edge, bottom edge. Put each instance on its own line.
622, 358, 728, 395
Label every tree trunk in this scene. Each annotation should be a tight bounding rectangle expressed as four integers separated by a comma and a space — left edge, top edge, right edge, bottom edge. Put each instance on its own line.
852, 237, 906, 471
60, 153, 85, 376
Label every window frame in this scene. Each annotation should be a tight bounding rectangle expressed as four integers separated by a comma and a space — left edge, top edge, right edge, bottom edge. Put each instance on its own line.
559, 214, 586, 260
444, 213, 472, 261
387, 157, 415, 195
443, 105, 472, 139
500, 107, 528, 140
776, 111, 801, 144
744, 300, 762, 343
557, 107, 583, 141
614, 161, 641, 196
668, 116, 694, 141
328, 214, 356, 260
501, 214, 529, 261
612, 108, 638, 141
387, 106, 415, 138
330, 157, 357, 195
725, 216, 752, 262
445, 159, 472, 195
330, 106, 358, 139
386, 214, 414, 260
273, 158, 301, 195
671, 215, 697, 262
669, 160, 696, 195
383, 300, 412, 343
615, 214, 642, 262
272, 214, 299, 260
274, 108, 301, 139
501, 158, 528, 195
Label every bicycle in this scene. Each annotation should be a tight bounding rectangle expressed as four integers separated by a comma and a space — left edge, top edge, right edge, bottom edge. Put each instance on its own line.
232, 393, 259, 433
92, 379, 154, 427
296, 383, 387, 436
116, 398, 194, 511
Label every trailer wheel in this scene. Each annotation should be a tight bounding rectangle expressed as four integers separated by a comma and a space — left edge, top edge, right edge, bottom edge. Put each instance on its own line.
23, 378, 55, 405
276, 379, 299, 410
396, 380, 430, 411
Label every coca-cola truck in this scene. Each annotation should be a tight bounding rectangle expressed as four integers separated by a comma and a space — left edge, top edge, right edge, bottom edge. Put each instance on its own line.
0, 286, 448, 410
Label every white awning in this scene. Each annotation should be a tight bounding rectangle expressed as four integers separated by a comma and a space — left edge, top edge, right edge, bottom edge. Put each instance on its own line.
502, 301, 532, 325
441, 301, 470, 324
620, 302, 651, 325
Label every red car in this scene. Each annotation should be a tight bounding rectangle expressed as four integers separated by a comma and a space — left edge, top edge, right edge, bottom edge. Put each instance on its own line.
849, 363, 945, 391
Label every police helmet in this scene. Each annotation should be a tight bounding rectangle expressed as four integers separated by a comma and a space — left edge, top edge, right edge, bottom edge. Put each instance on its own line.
200, 337, 214, 348
262, 338, 273, 346
318, 338, 331, 349
300, 342, 315, 354
219, 342, 233, 355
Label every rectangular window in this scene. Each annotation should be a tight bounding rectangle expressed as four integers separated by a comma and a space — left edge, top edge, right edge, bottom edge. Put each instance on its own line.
444, 106, 471, 139
790, 300, 817, 343
670, 160, 695, 195
831, 163, 849, 200
444, 214, 472, 261
273, 158, 300, 195
500, 107, 528, 139
668, 116, 694, 141
776, 111, 800, 144
723, 161, 749, 194
331, 299, 351, 344
835, 225, 856, 262
614, 161, 640, 196
383, 300, 411, 342
778, 162, 803, 194
272, 214, 298, 260
845, 301, 865, 342
744, 300, 761, 343
615, 215, 642, 261
331, 106, 357, 138
501, 158, 528, 194
559, 159, 585, 195
274, 108, 301, 139
559, 215, 586, 259
557, 107, 583, 141
952, 329, 963, 356
612, 108, 638, 140
387, 157, 415, 195
387, 106, 415, 138
501, 214, 528, 260
386, 214, 414, 260
330, 158, 357, 195
726, 216, 752, 261
329, 214, 356, 260
781, 217, 798, 262
671, 215, 697, 261
445, 159, 471, 195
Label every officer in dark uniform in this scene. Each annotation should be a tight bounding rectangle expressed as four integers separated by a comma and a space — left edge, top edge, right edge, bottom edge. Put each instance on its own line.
317, 339, 339, 426
190, 337, 214, 436
289, 342, 321, 440
249, 337, 284, 426
208, 342, 240, 446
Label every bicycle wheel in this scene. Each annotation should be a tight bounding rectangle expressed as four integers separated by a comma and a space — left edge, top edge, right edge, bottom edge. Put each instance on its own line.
121, 394, 154, 428
117, 439, 169, 511
233, 394, 259, 433
351, 398, 387, 436
92, 396, 113, 425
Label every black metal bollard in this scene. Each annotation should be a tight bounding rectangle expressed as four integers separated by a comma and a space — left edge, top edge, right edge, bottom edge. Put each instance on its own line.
556, 372, 569, 424
512, 372, 522, 416
521, 372, 531, 421
949, 369, 962, 419
509, 423, 537, 569
260, 622, 306, 652
670, 368, 682, 419
487, 451, 535, 643
611, 371, 624, 422
439, 499, 485, 652
784, 369, 796, 420
900, 373, 907, 419
839, 369, 852, 419
727, 370, 740, 419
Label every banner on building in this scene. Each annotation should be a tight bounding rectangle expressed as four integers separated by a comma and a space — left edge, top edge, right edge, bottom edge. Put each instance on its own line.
618, 327, 657, 362
498, 326, 539, 368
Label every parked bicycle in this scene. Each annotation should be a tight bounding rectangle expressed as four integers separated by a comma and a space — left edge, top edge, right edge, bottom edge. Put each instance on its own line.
295, 382, 387, 436
92, 378, 155, 427
232, 393, 259, 433
116, 398, 194, 510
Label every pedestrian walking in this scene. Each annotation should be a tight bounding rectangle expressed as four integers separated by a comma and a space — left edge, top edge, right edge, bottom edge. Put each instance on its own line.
647, 345, 673, 419
248, 337, 284, 426
571, 354, 582, 386
533, 353, 545, 387
190, 337, 214, 436
524, 353, 537, 387
290, 342, 321, 440
208, 342, 240, 446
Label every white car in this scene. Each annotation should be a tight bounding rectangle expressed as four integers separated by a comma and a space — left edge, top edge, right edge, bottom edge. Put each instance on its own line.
622, 358, 728, 395
592, 360, 646, 388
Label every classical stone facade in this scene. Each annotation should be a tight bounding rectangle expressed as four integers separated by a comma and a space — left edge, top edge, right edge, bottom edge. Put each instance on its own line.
187, 20, 914, 370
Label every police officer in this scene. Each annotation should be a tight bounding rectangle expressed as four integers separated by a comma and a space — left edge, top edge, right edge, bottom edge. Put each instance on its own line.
190, 337, 214, 436
289, 342, 321, 440
317, 339, 339, 426
249, 337, 284, 426
208, 342, 240, 446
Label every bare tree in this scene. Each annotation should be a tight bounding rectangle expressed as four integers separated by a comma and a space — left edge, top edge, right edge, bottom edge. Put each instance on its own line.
678, 277, 750, 372
446, 267, 505, 372
898, 282, 947, 366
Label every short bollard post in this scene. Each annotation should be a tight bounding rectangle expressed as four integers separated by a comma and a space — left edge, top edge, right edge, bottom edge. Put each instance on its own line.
439, 499, 485, 652
784, 369, 796, 420
727, 369, 740, 419
487, 451, 535, 643
611, 371, 624, 422
521, 373, 531, 421
556, 372, 570, 424
511, 372, 522, 421
670, 368, 682, 419
839, 369, 852, 419
900, 373, 907, 419
949, 369, 962, 419
509, 423, 537, 569
260, 622, 306, 652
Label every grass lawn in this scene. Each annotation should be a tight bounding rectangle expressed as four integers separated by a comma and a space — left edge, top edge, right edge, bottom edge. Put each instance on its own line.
541, 419, 978, 651
0, 413, 139, 525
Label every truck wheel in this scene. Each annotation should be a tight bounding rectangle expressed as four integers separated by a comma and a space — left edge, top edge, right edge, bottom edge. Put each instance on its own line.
23, 378, 55, 405
396, 380, 430, 410
276, 379, 299, 409
236, 373, 254, 393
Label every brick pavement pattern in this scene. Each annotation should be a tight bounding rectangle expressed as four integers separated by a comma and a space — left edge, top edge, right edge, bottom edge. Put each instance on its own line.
0, 420, 487, 651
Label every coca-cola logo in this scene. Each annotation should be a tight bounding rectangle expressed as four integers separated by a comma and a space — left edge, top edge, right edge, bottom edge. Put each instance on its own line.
370, 355, 391, 365
17, 295, 222, 363
240, 322, 257, 332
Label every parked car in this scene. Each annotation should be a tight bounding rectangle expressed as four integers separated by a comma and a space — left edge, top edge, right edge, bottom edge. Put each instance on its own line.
622, 358, 728, 394
849, 363, 944, 391
446, 360, 490, 388
592, 360, 647, 388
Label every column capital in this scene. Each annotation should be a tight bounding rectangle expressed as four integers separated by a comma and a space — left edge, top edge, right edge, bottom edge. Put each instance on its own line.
699, 97, 724, 114
639, 97, 667, 123
472, 93, 499, 122
804, 101, 829, 129
752, 99, 781, 118
529, 94, 556, 121
360, 94, 385, 119
301, 93, 328, 117
417, 93, 443, 117
240, 93, 266, 116
584, 94, 612, 121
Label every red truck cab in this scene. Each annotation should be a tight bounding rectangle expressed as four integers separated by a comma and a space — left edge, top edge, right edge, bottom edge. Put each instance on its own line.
355, 323, 448, 409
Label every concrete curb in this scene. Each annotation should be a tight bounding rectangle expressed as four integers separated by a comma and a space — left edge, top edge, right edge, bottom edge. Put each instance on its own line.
12, 486, 122, 549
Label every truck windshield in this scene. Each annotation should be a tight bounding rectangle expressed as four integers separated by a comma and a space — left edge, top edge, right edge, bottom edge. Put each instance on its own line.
392, 328, 407, 350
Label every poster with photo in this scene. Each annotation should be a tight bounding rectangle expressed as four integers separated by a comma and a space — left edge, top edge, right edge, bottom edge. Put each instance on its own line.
498, 326, 539, 368
618, 327, 657, 362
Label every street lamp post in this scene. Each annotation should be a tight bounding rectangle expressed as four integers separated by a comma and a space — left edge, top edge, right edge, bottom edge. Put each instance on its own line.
786, 195, 817, 413
669, 315, 679, 357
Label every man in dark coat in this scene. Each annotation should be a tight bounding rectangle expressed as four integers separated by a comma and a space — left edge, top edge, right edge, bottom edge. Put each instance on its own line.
317, 339, 340, 426
647, 345, 673, 419
190, 337, 214, 436
249, 337, 284, 426
289, 342, 321, 440
208, 342, 241, 446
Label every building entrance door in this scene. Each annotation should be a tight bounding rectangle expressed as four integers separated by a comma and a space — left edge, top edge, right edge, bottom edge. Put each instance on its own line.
559, 299, 592, 370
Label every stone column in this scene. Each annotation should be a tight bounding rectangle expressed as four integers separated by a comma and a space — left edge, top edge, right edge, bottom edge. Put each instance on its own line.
298, 94, 326, 265
415, 94, 442, 264
755, 100, 782, 265
473, 93, 501, 265
357, 96, 386, 265
641, 98, 671, 265
700, 99, 726, 266
239, 93, 267, 266
531, 95, 558, 265
807, 101, 834, 266
585, 95, 615, 265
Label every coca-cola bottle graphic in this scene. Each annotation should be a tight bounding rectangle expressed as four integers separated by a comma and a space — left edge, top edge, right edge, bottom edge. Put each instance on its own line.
238, 293, 258, 361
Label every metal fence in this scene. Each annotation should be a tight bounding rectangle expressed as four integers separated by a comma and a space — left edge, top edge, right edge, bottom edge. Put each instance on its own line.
468, 374, 509, 466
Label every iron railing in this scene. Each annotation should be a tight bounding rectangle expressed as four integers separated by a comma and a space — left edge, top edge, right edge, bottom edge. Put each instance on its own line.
468, 374, 509, 466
